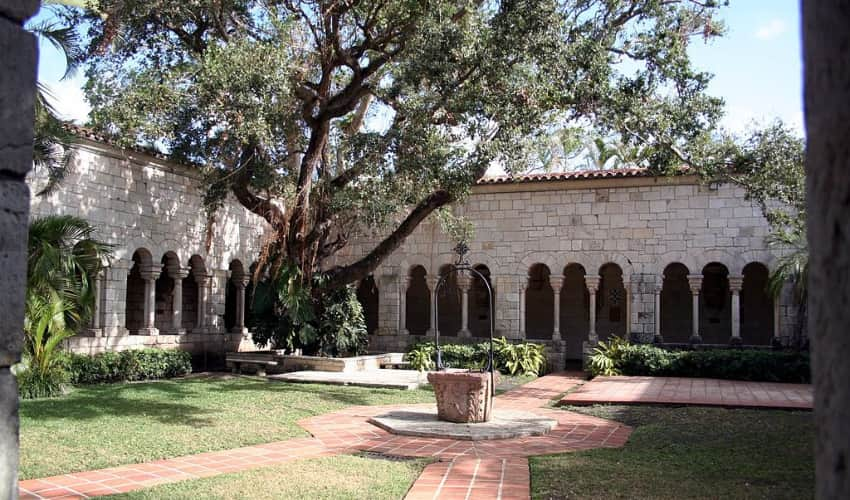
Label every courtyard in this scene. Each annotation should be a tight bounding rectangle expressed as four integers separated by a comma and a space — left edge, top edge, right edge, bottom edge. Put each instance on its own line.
17, 373, 813, 499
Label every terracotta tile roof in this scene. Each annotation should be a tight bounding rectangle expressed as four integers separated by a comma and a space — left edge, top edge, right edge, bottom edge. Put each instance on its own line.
477, 167, 654, 185
65, 123, 174, 162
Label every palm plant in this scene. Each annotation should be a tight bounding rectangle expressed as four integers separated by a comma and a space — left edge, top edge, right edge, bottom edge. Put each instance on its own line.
21, 216, 113, 397
767, 229, 808, 348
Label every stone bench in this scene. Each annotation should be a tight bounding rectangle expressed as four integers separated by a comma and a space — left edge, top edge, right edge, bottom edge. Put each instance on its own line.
228, 357, 279, 376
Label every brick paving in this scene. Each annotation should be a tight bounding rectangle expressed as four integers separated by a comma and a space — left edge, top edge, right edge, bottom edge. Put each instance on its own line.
559, 376, 813, 409
18, 371, 621, 499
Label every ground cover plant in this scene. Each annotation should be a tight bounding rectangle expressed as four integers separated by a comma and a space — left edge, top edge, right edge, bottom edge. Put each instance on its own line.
18, 375, 433, 479
109, 454, 429, 500
589, 337, 810, 383
405, 337, 547, 376
531, 405, 814, 499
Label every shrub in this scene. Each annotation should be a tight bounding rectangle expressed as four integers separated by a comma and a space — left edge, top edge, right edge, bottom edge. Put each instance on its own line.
15, 356, 70, 399
589, 339, 810, 383
405, 338, 546, 376
64, 349, 192, 385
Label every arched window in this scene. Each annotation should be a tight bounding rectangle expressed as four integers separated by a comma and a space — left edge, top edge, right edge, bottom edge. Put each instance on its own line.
700, 262, 731, 344
224, 260, 244, 332
436, 264, 461, 337
183, 255, 205, 331
125, 249, 151, 334
406, 266, 430, 335
469, 265, 494, 338
356, 275, 380, 335
661, 263, 692, 343
526, 263, 554, 339
596, 263, 626, 341
560, 264, 589, 359
742, 262, 774, 345
154, 252, 178, 332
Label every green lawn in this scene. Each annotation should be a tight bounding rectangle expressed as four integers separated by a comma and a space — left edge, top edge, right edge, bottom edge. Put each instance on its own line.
19, 375, 434, 479
108, 454, 429, 500
531, 405, 814, 500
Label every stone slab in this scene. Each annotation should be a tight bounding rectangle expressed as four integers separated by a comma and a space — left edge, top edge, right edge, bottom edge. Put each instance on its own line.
0, 17, 37, 177
368, 406, 558, 440
267, 369, 428, 390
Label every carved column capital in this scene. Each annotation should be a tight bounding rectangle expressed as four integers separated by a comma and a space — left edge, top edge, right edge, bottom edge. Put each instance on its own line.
584, 276, 600, 293
728, 276, 744, 293
687, 274, 703, 294
549, 276, 564, 293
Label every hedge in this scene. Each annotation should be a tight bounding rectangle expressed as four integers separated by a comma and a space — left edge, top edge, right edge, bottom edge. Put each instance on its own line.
591, 341, 810, 383
405, 337, 547, 376
64, 349, 193, 385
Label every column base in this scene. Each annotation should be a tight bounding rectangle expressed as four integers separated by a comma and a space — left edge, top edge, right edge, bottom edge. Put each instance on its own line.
398, 328, 410, 336
230, 326, 249, 336
729, 336, 743, 346
653, 334, 664, 344
588, 333, 599, 344
138, 327, 159, 336
458, 329, 471, 338
552, 332, 561, 341
689, 335, 702, 344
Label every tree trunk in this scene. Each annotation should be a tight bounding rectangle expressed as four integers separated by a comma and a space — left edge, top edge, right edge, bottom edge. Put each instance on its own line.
803, 1, 850, 497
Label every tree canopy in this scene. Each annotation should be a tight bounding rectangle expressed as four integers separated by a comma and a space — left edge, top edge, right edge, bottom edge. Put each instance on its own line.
61, 0, 741, 288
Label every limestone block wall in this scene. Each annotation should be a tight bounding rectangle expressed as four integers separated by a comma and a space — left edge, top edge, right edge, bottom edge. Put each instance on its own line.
28, 138, 270, 362
337, 173, 799, 361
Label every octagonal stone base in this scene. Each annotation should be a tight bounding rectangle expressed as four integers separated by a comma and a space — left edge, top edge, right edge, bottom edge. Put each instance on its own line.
369, 407, 558, 441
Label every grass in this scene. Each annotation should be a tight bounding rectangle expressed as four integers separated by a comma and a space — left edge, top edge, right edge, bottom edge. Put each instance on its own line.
19, 374, 434, 480
531, 405, 814, 500
107, 454, 430, 500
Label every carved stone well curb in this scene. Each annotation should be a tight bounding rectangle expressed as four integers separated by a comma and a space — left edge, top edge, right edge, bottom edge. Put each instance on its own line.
427, 370, 499, 423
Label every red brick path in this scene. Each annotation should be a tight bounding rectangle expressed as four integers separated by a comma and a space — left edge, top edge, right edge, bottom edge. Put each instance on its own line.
560, 376, 813, 409
20, 372, 629, 499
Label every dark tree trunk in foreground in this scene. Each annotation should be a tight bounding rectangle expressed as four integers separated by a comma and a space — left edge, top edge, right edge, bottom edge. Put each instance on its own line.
803, 1, 850, 497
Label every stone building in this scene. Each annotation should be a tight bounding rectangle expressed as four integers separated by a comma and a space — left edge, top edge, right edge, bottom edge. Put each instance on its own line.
28, 129, 797, 368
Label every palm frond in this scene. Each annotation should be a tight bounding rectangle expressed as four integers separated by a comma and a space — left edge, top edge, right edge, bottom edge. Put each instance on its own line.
27, 19, 85, 80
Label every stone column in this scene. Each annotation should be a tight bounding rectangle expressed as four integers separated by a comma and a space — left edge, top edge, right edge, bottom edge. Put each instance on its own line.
86, 271, 104, 337
773, 300, 781, 345
0, 2, 40, 494
195, 273, 210, 332
139, 268, 160, 335
105, 259, 131, 336
728, 276, 743, 345
427, 275, 438, 336
398, 275, 409, 335
518, 281, 527, 339
169, 267, 189, 334
550, 276, 563, 341
687, 274, 703, 343
232, 274, 251, 335
457, 274, 471, 337
585, 276, 600, 343
653, 284, 663, 343
624, 280, 632, 337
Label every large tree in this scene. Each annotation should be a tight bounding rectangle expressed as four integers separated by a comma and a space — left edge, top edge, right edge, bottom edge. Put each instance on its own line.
63, 0, 730, 289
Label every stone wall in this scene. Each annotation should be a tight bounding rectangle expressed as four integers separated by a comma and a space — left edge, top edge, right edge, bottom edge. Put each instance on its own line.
28, 137, 799, 367
1, 0, 39, 496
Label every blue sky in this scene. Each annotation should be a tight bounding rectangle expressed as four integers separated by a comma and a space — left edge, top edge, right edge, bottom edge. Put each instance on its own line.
33, 1, 803, 134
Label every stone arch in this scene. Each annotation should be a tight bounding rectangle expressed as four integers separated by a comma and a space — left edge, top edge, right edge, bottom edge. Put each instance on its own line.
469, 264, 494, 338
736, 250, 776, 276
519, 252, 561, 277
596, 262, 627, 341
583, 253, 635, 283
526, 263, 554, 340
700, 262, 731, 344
356, 275, 380, 335
125, 248, 153, 334
741, 262, 774, 345
653, 249, 737, 278
224, 260, 245, 332
661, 262, 692, 343
406, 265, 430, 335
183, 255, 206, 331
436, 264, 462, 337
154, 251, 180, 332
560, 263, 588, 359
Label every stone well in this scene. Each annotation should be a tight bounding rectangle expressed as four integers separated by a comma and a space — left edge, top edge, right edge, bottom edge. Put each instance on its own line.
427, 370, 498, 423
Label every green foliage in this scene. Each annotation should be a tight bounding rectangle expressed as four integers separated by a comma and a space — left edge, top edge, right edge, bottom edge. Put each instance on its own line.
316, 286, 368, 356
589, 340, 810, 383
588, 336, 632, 376
15, 355, 70, 399
405, 338, 546, 376
250, 265, 368, 356
63, 349, 192, 385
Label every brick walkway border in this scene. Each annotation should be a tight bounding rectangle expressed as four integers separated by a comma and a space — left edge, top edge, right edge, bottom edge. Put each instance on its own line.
20, 372, 629, 500
559, 376, 813, 409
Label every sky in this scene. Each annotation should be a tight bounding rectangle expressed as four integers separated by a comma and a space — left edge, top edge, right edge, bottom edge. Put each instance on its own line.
32, 1, 804, 135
